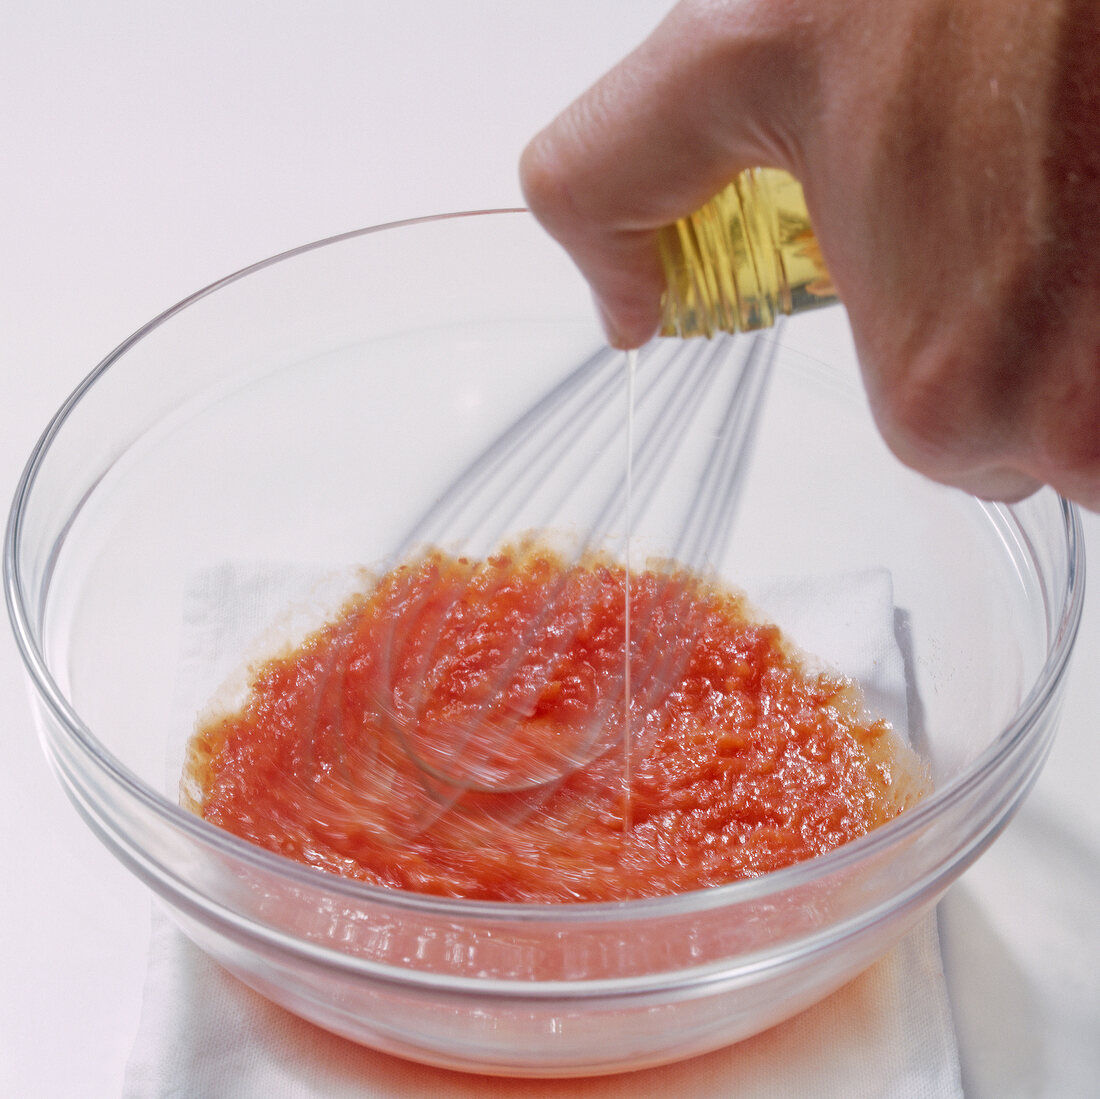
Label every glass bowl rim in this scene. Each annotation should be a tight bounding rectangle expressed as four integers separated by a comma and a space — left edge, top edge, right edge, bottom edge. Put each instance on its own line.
3, 208, 1087, 927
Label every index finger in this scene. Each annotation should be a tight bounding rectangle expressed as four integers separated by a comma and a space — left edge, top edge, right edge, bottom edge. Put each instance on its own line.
519, 1, 816, 346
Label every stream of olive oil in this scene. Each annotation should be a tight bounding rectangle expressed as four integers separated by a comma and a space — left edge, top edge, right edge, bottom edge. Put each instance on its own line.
622, 348, 637, 833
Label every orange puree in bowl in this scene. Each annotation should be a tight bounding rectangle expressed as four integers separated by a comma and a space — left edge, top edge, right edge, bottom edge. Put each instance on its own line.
184, 544, 928, 902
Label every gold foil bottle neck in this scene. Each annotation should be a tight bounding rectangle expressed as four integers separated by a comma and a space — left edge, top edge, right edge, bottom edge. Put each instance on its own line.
657, 168, 836, 338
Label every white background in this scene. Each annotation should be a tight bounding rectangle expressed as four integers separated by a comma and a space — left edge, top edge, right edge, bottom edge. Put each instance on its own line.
2, 3, 1098, 1095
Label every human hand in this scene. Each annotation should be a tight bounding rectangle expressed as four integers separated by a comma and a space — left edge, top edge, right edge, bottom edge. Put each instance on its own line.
520, 0, 1100, 507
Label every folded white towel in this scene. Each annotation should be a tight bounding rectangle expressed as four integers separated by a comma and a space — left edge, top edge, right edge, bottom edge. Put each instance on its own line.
123, 564, 962, 1098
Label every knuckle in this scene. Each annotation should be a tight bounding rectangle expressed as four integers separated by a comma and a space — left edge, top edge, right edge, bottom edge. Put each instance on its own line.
1033, 394, 1100, 479
875, 365, 974, 471
1014, 333, 1100, 483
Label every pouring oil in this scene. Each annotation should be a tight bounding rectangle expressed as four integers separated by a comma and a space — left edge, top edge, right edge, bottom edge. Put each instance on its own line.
621, 170, 831, 834
657, 168, 835, 337
622, 347, 637, 834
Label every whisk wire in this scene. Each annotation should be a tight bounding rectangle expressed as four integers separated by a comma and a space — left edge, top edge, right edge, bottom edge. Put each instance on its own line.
674, 323, 780, 569
398, 346, 622, 557
377, 331, 780, 810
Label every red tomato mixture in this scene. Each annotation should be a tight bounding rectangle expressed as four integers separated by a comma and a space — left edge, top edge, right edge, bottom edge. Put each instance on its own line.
184, 544, 928, 902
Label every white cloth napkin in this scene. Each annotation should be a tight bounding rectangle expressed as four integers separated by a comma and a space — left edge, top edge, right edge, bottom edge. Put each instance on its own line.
123, 564, 962, 1098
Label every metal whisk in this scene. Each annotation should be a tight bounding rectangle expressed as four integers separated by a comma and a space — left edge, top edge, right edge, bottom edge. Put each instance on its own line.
377, 327, 782, 799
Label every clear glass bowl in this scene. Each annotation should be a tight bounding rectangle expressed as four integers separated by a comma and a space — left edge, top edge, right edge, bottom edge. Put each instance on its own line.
4, 210, 1084, 1076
